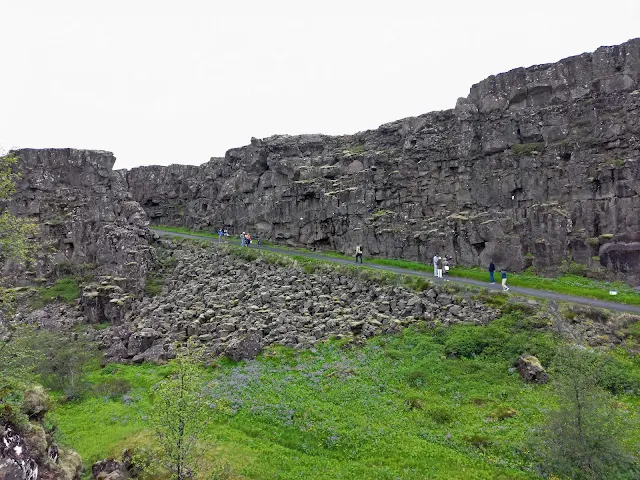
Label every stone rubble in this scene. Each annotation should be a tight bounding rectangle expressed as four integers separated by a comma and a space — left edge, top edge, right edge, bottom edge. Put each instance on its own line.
91, 244, 499, 363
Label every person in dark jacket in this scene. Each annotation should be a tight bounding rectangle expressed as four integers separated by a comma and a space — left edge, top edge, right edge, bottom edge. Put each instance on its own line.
489, 260, 496, 284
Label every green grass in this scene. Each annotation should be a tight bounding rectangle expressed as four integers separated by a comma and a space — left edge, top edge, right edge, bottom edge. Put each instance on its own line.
151, 225, 640, 306
144, 273, 164, 297
49, 313, 640, 479
151, 224, 219, 239
30, 277, 80, 308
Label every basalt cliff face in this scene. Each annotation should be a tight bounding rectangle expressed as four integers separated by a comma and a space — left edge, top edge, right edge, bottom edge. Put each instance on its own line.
6, 148, 154, 294
124, 39, 637, 282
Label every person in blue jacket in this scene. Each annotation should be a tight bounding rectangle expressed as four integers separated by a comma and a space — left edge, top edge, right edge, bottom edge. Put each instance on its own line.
501, 269, 509, 291
489, 260, 496, 284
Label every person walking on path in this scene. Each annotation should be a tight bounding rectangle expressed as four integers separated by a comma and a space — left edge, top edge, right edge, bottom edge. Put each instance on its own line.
501, 269, 509, 291
489, 260, 496, 284
355, 245, 363, 263
436, 256, 443, 278
241, 232, 246, 247
218, 228, 223, 242
433, 254, 438, 277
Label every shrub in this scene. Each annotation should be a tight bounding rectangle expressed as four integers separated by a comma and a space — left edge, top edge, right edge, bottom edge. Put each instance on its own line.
559, 259, 587, 276
144, 274, 164, 297
597, 356, 640, 395
443, 326, 506, 359
405, 370, 428, 388
404, 396, 425, 411
92, 378, 132, 400
463, 433, 492, 450
489, 406, 517, 421
534, 348, 639, 479
427, 407, 453, 424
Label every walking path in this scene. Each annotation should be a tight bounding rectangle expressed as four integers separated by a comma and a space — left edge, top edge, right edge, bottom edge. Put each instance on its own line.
155, 230, 640, 315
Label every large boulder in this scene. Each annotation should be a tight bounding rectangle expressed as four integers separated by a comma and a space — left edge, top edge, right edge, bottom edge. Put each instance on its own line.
516, 354, 549, 384
22, 385, 51, 420
224, 333, 262, 362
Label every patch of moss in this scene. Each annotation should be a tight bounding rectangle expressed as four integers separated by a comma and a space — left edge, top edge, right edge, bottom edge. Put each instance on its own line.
511, 143, 544, 156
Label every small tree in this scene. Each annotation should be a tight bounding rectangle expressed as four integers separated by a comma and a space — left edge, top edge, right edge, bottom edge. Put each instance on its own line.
0, 153, 39, 265
0, 152, 39, 366
535, 348, 638, 479
149, 343, 210, 480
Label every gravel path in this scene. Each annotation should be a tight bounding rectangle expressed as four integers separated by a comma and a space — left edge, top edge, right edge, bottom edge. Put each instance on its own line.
155, 230, 640, 315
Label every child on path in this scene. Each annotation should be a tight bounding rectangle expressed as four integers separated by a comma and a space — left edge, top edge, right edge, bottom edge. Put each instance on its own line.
501, 269, 509, 291
355, 245, 363, 263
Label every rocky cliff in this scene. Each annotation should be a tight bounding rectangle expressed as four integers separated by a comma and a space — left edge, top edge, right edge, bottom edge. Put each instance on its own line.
125, 39, 639, 283
6, 148, 154, 294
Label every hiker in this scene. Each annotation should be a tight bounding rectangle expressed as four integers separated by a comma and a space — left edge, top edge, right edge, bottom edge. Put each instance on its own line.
241, 232, 245, 246
433, 254, 438, 277
218, 228, 223, 242
246, 232, 252, 246
489, 260, 496, 284
257, 238, 262, 247
501, 269, 509, 291
436, 256, 443, 278
443, 257, 449, 276
355, 245, 363, 263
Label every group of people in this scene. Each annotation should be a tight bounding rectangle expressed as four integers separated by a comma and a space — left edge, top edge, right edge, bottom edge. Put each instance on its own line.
489, 260, 509, 291
355, 244, 513, 293
429, 253, 511, 291
217, 228, 229, 242
216, 228, 261, 247
240, 231, 260, 247
431, 254, 452, 279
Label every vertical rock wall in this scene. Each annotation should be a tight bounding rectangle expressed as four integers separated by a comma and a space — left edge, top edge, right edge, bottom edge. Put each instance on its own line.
5, 148, 154, 294
123, 39, 638, 283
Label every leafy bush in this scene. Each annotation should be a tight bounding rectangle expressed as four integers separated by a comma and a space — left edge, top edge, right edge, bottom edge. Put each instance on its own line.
404, 395, 425, 411
597, 356, 640, 395
405, 370, 428, 388
0, 378, 29, 430
443, 326, 506, 358
535, 348, 639, 479
144, 273, 164, 297
463, 433, 492, 450
92, 378, 132, 400
488, 406, 517, 421
427, 407, 453, 424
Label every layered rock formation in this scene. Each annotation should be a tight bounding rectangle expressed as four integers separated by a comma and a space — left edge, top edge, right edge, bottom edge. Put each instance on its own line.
6, 148, 154, 295
125, 38, 640, 282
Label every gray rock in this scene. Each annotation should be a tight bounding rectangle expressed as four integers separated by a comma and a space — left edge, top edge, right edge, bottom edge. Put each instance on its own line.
516, 354, 549, 384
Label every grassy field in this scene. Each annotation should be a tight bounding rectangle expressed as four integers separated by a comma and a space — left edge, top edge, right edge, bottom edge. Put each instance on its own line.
49, 311, 640, 480
151, 225, 640, 306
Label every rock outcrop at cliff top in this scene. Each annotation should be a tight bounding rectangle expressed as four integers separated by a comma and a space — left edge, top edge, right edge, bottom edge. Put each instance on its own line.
6, 148, 154, 294
125, 38, 640, 283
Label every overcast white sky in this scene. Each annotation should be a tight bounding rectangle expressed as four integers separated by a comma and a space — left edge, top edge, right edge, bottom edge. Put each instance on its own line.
1, 1, 639, 169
